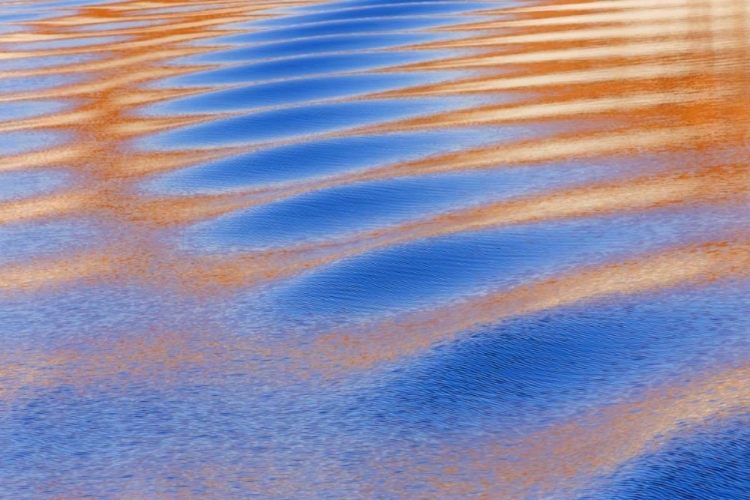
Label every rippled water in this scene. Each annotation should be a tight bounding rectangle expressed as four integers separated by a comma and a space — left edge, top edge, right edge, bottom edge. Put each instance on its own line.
0, 0, 748, 498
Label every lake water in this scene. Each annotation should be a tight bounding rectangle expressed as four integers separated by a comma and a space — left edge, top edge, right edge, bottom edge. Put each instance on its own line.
0, 0, 748, 498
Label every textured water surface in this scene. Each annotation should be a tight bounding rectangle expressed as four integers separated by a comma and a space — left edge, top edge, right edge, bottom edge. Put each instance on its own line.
0, 0, 748, 498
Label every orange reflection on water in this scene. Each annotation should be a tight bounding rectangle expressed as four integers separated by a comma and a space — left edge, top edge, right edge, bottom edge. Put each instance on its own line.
0, 0, 747, 497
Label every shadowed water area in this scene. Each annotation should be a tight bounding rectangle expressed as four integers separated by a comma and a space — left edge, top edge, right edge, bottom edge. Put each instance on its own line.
0, 0, 748, 498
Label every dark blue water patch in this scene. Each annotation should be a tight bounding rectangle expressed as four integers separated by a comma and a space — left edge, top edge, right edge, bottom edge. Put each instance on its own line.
138, 71, 483, 116
280, 226, 591, 319
196, 175, 512, 248
139, 96, 486, 150
151, 148, 727, 251
0, 131, 70, 155
152, 50, 463, 88
250, 2, 499, 28
182, 145, 622, 251
143, 127, 517, 196
0, 168, 70, 202
363, 280, 750, 436
174, 32, 463, 65
0, 100, 71, 121
587, 414, 750, 500
266, 205, 748, 322
214, 15, 493, 45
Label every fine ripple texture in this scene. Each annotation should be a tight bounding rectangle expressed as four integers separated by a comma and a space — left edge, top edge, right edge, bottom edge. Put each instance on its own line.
0, 0, 748, 499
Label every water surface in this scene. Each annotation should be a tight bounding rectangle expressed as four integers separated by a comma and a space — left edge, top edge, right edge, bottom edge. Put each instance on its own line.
0, 0, 748, 498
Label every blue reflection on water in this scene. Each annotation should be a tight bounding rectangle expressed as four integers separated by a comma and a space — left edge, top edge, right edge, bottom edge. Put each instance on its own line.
586, 415, 750, 499
140, 71, 476, 115
140, 96, 498, 149
154, 50, 470, 87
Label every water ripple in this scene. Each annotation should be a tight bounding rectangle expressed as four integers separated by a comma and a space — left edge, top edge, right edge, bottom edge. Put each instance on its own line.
0, 0, 748, 498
